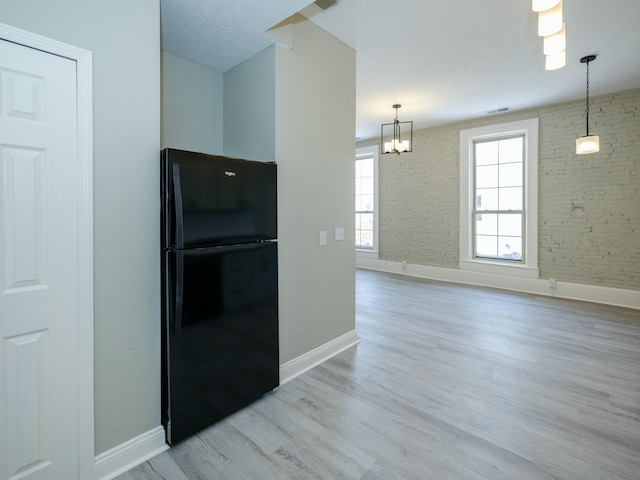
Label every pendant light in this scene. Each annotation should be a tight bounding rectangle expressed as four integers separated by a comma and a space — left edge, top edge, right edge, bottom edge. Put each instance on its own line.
381, 104, 413, 155
543, 23, 566, 55
532, 0, 560, 12
576, 55, 600, 155
532, 0, 566, 70
538, 0, 563, 37
545, 49, 566, 71
543, 23, 566, 70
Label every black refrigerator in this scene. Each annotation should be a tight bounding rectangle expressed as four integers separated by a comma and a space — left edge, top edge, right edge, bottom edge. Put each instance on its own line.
160, 148, 279, 445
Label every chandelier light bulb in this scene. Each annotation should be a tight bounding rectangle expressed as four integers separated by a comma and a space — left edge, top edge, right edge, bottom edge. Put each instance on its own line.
384, 137, 410, 154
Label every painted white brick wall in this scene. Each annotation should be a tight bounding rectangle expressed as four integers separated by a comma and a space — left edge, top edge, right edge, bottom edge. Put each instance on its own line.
361, 88, 640, 290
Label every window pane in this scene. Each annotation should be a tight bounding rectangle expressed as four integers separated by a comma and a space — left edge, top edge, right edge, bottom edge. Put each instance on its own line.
356, 151, 376, 251
360, 194, 373, 212
360, 158, 373, 177
476, 165, 498, 188
476, 188, 498, 210
359, 231, 373, 248
499, 137, 523, 164
475, 141, 498, 166
498, 187, 523, 210
476, 235, 497, 258
360, 213, 373, 228
499, 162, 522, 188
356, 213, 373, 248
361, 175, 374, 195
498, 213, 522, 236
475, 213, 497, 236
498, 236, 522, 260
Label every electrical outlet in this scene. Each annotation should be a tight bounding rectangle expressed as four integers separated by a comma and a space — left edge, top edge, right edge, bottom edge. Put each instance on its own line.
548, 278, 556, 288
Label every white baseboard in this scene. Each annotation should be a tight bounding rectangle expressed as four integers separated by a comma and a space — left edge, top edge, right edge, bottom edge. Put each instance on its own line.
94, 426, 168, 480
357, 258, 640, 310
93, 331, 359, 479
279, 329, 359, 384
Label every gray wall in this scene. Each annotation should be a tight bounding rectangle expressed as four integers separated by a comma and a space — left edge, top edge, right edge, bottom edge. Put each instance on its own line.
4, 1, 355, 457
358, 89, 640, 290
1, 0, 162, 454
224, 46, 276, 162
169, 20, 357, 364
161, 51, 223, 154
275, 19, 356, 362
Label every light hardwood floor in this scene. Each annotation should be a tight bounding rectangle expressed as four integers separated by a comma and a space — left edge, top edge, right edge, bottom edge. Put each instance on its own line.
116, 269, 640, 479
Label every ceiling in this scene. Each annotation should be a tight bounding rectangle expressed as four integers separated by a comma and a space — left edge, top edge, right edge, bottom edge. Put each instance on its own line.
161, 0, 640, 142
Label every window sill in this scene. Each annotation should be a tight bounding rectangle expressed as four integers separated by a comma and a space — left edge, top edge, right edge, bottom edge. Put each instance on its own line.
459, 259, 539, 279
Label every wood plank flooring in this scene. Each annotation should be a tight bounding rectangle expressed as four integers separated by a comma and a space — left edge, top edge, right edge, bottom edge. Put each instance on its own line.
116, 269, 640, 480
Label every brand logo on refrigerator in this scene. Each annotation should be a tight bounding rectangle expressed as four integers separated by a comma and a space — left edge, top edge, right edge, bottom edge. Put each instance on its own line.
224, 171, 236, 177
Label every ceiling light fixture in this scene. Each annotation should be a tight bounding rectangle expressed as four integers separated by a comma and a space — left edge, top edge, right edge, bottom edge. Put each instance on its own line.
537, 0, 563, 37
576, 54, 600, 154
381, 104, 412, 155
543, 23, 566, 55
545, 49, 566, 71
532, 0, 566, 70
543, 23, 566, 70
532, 0, 560, 12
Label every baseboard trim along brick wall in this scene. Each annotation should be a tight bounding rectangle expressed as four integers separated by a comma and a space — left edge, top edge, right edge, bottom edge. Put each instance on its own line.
356, 259, 640, 310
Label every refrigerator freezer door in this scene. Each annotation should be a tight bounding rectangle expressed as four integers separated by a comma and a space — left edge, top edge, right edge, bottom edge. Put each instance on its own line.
162, 242, 279, 444
162, 149, 277, 249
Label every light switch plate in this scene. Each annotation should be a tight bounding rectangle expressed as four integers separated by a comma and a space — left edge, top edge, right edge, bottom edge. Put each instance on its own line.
335, 227, 344, 241
319, 230, 327, 246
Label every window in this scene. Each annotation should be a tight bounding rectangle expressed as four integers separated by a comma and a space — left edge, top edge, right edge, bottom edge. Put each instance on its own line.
460, 119, 539, 278
355, 155, 374, 248
355, 145, 378, 256
474, 136, 523, 261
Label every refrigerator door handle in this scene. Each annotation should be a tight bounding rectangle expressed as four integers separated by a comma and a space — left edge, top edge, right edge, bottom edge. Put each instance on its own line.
174, 250, 184, 333
172, 163, 184, 249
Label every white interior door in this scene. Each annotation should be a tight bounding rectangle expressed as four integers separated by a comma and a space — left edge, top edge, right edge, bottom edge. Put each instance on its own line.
0, 38, 85, 480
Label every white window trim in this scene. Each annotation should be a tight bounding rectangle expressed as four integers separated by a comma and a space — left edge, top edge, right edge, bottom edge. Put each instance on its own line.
459, 118, 539, 278
356, 145, 379, 259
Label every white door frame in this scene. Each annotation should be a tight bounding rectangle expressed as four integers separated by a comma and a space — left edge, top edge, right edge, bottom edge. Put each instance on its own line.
0, 22, 95, 479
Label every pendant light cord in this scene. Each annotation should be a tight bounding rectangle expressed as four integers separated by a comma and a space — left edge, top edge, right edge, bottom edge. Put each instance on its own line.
585, 59, 591, 136
394, 105, 401, 146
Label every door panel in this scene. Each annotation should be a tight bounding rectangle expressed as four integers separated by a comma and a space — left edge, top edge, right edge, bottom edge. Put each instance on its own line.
4, 331, 51, 477
0, 39, 79, 480
1, 147, 47, 292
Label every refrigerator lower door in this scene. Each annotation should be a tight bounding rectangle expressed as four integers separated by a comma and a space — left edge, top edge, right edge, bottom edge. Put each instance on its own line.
162, 241, 279, 445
